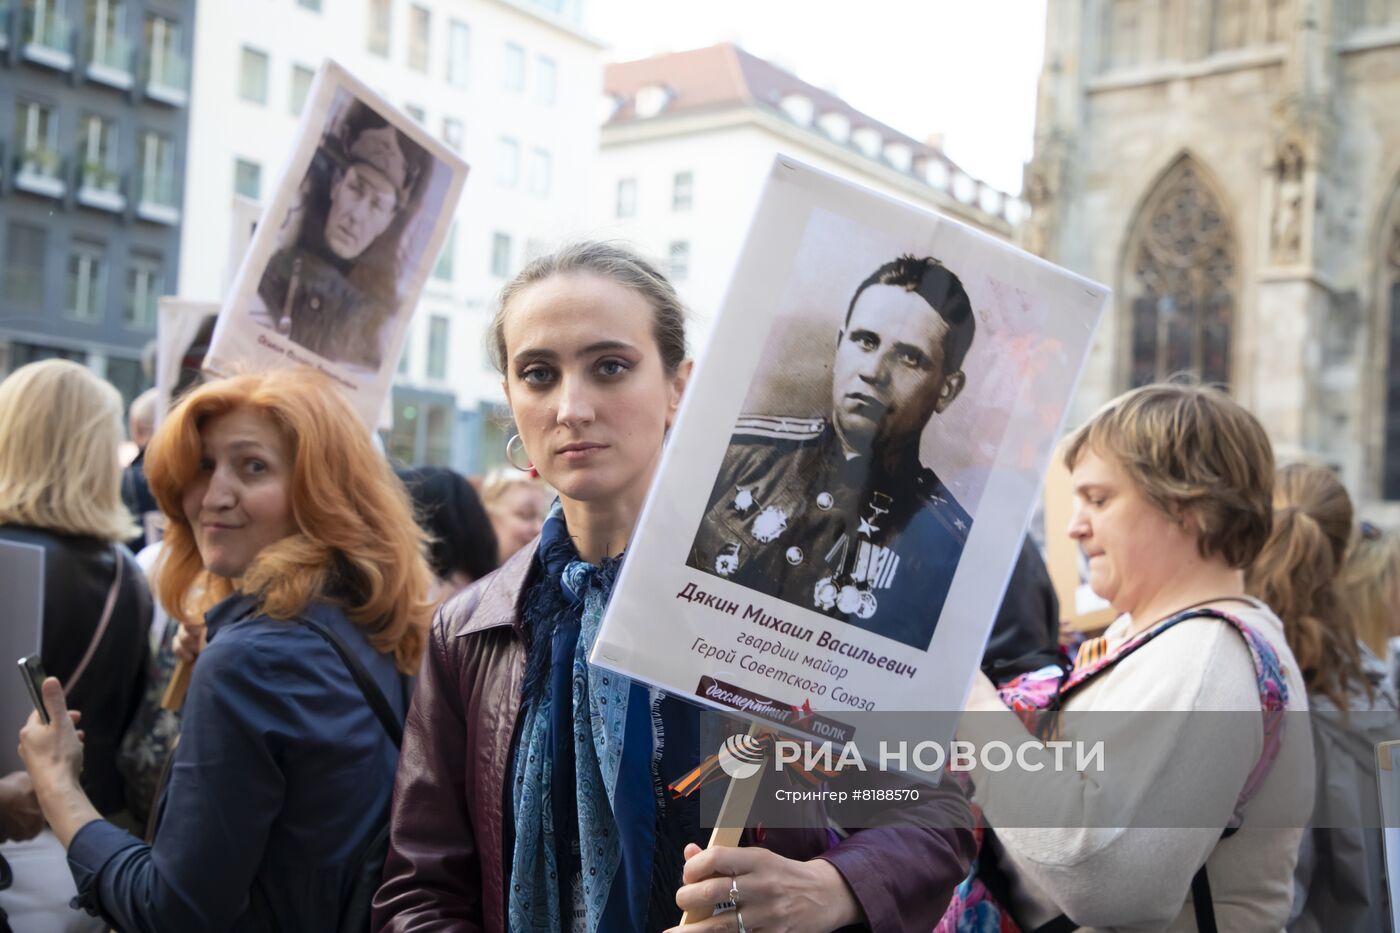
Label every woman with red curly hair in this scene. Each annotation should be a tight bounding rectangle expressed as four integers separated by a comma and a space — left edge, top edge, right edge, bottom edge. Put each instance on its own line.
19, 369, 433, 932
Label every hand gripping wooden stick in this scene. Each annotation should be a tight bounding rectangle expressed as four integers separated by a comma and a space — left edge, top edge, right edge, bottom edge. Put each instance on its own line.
680, 723, 768, 926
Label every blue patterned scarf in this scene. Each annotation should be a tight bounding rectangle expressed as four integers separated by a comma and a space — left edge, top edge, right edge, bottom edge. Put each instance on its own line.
508, 504, 668, 933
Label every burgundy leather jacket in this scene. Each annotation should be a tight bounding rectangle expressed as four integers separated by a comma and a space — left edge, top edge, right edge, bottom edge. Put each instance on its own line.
373, 541, 976, 933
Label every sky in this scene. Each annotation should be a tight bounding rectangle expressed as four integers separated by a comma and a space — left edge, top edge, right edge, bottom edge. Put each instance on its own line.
587, 0, 1049, 196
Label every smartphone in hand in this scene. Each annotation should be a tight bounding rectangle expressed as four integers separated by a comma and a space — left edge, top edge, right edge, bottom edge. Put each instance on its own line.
17, 656, 49, 725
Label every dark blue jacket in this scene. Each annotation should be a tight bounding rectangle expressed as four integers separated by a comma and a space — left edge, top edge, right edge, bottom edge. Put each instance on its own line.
68, 593, 406, 932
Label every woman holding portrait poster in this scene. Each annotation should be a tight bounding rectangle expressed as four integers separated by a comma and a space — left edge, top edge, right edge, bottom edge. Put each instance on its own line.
373, 242, 975, 933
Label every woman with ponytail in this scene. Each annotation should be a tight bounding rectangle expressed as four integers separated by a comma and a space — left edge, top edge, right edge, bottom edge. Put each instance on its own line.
1246, 462, 1396, 933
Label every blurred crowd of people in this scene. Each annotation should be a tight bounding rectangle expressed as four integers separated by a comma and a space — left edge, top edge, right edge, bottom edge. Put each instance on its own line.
0, 240, 1395, 932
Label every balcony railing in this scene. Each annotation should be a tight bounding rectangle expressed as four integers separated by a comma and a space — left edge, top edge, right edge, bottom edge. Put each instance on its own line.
144, 47, 189, 106
21, 6, 73, 70
136, 173, 180, 224
77, 160, 126, 212
86, 30, 132, 88
14, 147, 67, 199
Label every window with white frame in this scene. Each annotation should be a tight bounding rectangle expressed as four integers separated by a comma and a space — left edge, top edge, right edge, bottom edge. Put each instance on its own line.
144, 13, 183, 90
239, 46, 269, 104
88, 0, 128, 71
427, 315, 449, 380
615, 177, 636, 218
503, 42, 524, 92
234, 158, 261, 200
497, 136, 519, 187
672, 170, 693, 211
289, 64, 314, 115
15, 99, 58, 177
669, 240, 690, 280
140, 130, 177, 207
81, 114, 119, 191
442, 117, 463, 151
26, 0, 71, 52
491, 232, 511, 278
528, 148, 551, 197
447, 20, 470, 86
125, 254, 162, 328
405, 103, 426, 124
408, 5, 430, 72
535, 55, 557, 105
367, 0, 390, 56
66, 240, 107, 322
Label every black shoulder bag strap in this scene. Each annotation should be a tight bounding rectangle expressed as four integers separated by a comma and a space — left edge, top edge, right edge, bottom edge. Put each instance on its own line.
295, 616, 403, 748
248, 617, 405, 933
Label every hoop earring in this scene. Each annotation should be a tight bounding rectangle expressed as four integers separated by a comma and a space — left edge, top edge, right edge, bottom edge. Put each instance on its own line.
505, 433, 533, 472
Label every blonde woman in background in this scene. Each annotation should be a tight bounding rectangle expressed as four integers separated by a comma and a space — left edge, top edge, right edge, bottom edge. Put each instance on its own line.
0, 360, 151, 932
1246, 463, 1397, 933
1340, 521, 1400, 665
479, 467, 550, 564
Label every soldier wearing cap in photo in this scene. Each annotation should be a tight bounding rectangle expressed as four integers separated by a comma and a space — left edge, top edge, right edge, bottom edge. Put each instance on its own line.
258, 120, 420, 369
688, 255, 975, 650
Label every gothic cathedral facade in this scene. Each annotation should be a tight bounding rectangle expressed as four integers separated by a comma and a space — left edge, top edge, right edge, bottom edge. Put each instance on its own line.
1027, 0, 1400, 515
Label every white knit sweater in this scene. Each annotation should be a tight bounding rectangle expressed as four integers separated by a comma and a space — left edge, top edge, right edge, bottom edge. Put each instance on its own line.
959, 604, 1313, 932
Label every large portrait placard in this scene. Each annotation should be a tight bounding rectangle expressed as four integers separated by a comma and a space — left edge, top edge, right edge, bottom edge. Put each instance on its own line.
203, 60, 468, 427
591, 159, 1108, 761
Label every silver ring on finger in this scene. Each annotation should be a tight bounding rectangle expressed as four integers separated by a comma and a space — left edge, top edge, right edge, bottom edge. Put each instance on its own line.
736, 908, 748, 933
729, 875, 740, 906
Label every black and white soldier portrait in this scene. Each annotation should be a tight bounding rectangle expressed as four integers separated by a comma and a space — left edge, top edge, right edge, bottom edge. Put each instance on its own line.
254, 99, 431, 370
688, 255, 976, 650
204, 62, 468, 429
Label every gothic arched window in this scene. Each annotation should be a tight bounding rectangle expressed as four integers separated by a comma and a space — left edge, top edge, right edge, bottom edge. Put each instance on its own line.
1125, 157, 1237, 388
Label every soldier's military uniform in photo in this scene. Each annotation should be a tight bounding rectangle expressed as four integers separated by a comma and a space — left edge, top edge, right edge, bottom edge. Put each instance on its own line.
688, 415, 970, 649
258, 123, 417, 368
688, 255, 978, 651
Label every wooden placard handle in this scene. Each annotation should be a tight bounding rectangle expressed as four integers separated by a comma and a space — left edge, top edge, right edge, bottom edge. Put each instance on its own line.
680, 723, 767, 925
160, 659, 193, 711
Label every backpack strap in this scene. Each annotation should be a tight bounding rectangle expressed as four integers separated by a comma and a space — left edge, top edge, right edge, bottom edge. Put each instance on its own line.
1032, 607, 1288, 933
296, 615, 403, 748
65, 545, 124, 697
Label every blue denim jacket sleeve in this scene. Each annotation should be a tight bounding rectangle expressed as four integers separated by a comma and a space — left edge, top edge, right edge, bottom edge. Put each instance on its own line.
66, 629, 288, 933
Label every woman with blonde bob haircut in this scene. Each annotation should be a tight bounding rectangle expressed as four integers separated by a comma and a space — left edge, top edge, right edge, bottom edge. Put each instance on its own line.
19, 369, 433, 932
0, 358, 136, 542
954, 382, 1313, 931
0, 358, 149, 814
